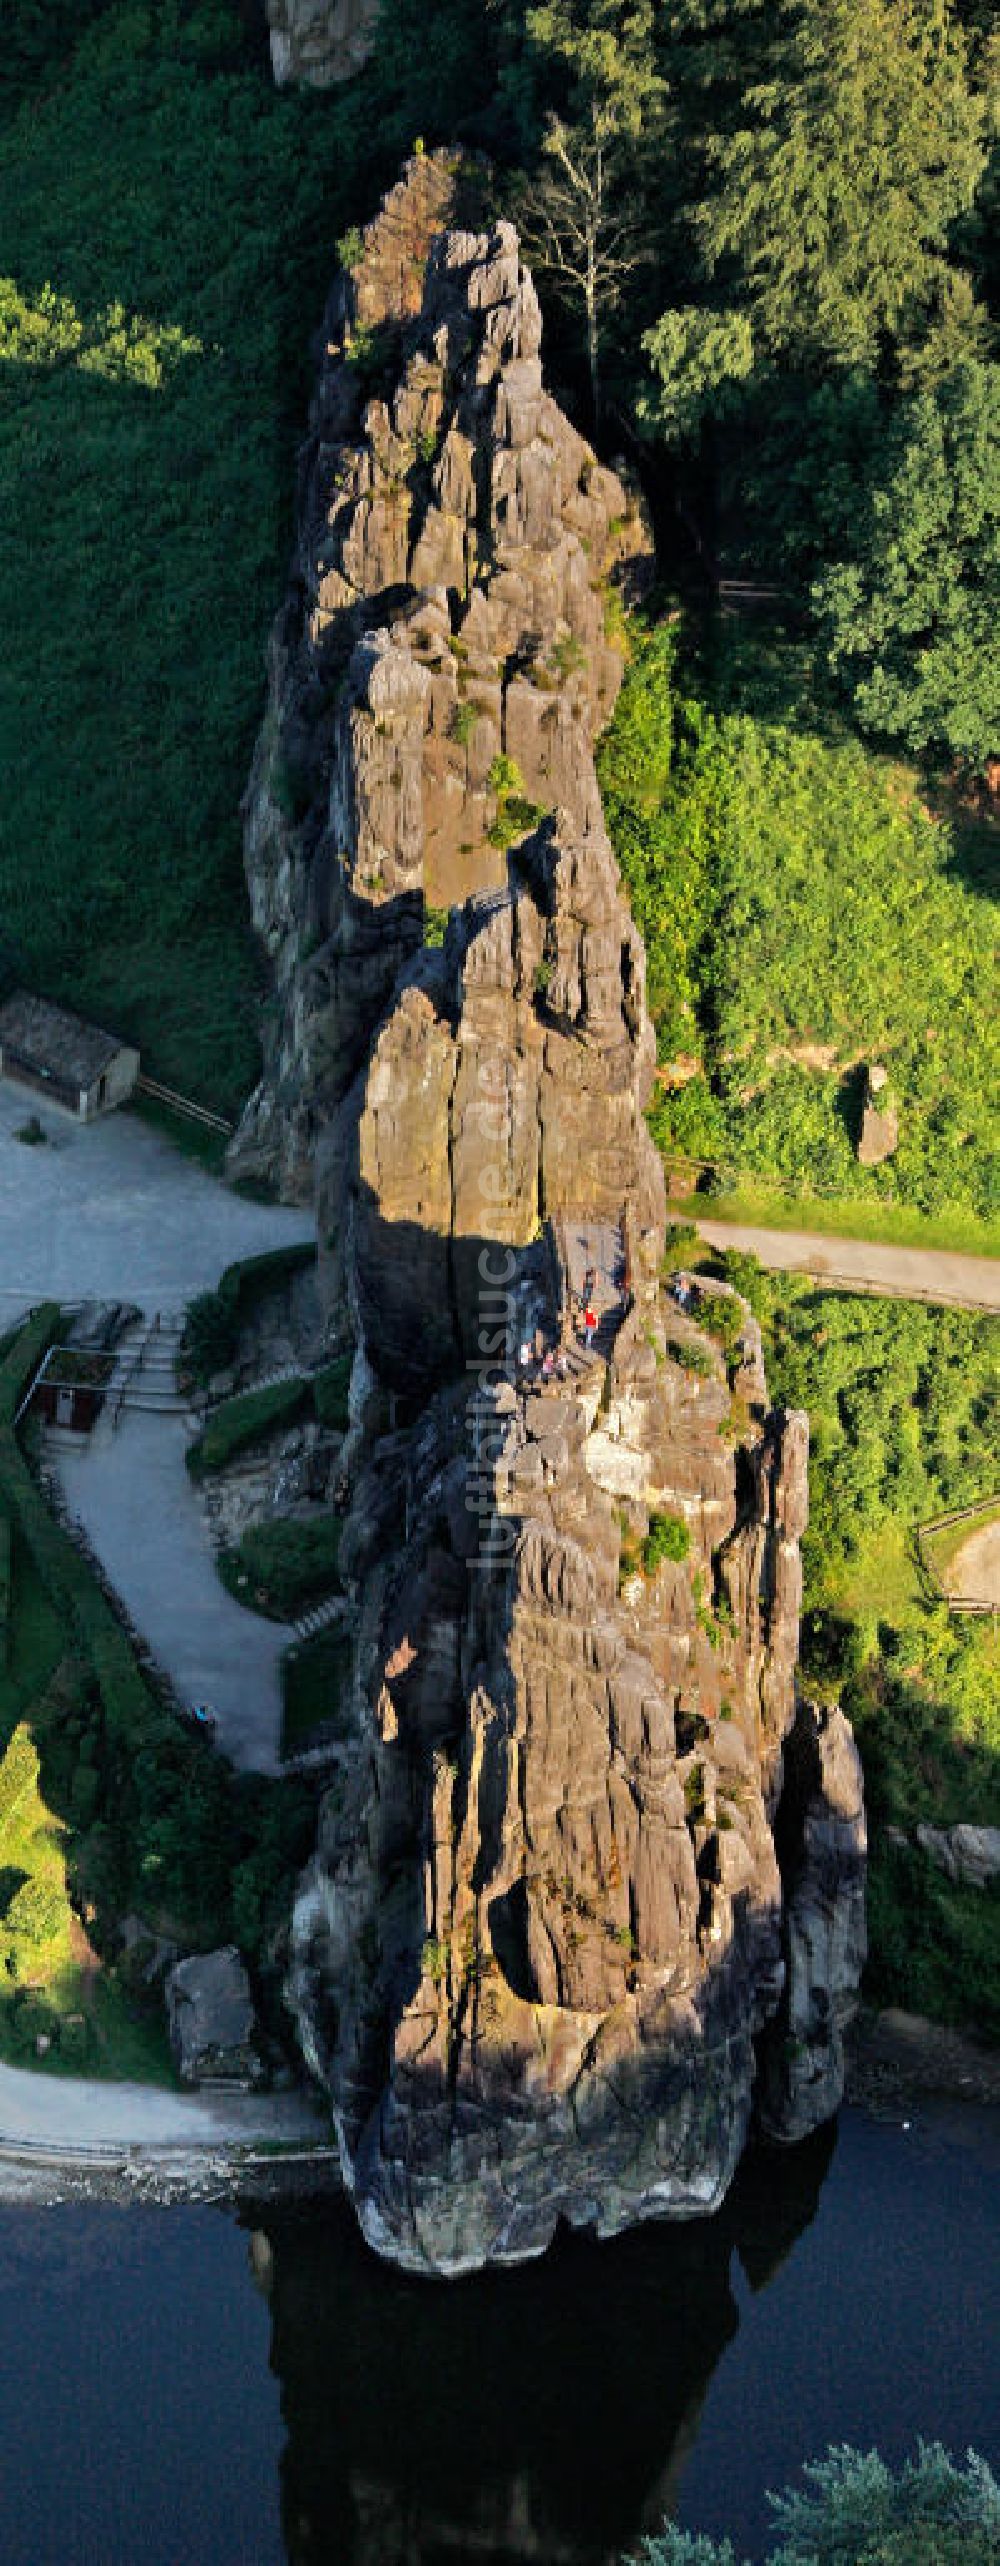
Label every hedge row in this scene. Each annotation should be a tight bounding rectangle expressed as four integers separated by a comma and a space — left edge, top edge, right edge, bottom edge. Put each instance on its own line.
186, 1374, 313, 1479
219, 1516, 344, 1622
181, 1243, 317, 1386
186, 1349, 353, 1480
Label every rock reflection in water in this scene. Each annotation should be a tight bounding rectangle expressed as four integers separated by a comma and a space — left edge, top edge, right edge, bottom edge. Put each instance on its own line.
250, 2120, 835, 2565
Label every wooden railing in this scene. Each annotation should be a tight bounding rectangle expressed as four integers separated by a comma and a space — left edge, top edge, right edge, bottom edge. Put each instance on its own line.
136, 1073, 234, 1138
916, 1497, 999, 1618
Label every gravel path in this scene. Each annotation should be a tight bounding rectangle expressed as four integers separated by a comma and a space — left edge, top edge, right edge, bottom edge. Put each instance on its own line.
0, 2058, 329, 2154
696, 1220, 1000, 1315
53, 1406, 294, 1773
0, 1083, 318, 1772
0, 1086, 313, 1316
946, 1519, 1000, 1608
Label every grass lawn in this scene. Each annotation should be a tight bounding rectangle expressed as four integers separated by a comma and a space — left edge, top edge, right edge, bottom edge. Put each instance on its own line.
673, 1188, 1000, 1262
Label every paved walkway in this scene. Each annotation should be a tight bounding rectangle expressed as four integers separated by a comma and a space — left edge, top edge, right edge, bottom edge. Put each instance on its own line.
0, 1085, 313, 1316
0, 1083, 318, 1773
696, 1220, 1000, 1315
0, 2058, 330, 2155
53, 1406, 294, 1774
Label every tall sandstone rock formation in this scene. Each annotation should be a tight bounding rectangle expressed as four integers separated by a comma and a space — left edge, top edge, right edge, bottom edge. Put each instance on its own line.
237, 157, 866, 2274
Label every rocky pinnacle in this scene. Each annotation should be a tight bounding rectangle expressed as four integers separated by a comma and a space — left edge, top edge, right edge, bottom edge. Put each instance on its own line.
236, 155, 865, 2272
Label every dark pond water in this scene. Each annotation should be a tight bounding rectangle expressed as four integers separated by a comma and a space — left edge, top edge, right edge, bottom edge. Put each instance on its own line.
0, 2102, 997, 2566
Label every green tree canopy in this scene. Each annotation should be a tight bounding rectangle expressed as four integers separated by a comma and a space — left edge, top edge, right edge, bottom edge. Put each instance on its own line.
510, 0, 666, 415
814, 358, 1000, 765
627, 2442, 1000, 2565
692, 0, 986, 377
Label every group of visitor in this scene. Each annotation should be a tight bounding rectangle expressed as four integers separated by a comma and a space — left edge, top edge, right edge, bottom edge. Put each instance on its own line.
518, 1337, 571, 1384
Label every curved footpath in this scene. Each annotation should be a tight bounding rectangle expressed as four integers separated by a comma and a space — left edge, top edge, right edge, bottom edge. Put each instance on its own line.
0, 2060, 327, 2150
696, 1220, 1000, 1314
54, 1405, 294, 1775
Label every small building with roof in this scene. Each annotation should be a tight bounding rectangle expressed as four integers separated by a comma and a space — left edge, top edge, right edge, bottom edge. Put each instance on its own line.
0, 990, 139, 1121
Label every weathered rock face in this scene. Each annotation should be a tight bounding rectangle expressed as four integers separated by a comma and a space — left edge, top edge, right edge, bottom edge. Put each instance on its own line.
235, 157, 865, 2271
288, 1297, 824, 2271
165, 1947, 264, 2087
857, 1061, 899, 1166
350, 812, 663, 1396
231, 151, 650, 1201
756, 1700, 867, 2144
266, 0, 378, 87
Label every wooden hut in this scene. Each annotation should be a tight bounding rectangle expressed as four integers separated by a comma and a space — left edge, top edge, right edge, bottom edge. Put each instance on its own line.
0, 991, 139, 1121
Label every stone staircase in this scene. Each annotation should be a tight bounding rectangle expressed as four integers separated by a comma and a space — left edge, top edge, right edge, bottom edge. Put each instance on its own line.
293, 1592, 348, 1643
106, 1312, 189, 1420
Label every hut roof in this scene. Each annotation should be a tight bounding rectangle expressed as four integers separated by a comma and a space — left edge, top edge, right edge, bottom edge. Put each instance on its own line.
0, 990, 128, 1089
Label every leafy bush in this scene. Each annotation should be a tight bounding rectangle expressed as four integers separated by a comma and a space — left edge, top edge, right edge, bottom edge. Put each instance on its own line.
661, 1222, 702, 1273
181, 1244, 316, 1386
0, 1724, 71, 1990
666, 1337, 715, 1378
730, 1263, 1000, 2029
597, 624, 715, 1062
626, 2442, 1000, 2565
220, 1516, 343, 1621
486, 753, 545, 850
601, 631, 998, 1220
186, 1376, 312, 1479
642, 1511, 691, 1573
689, 1287, 745, 1363
336, 225, 364, 273
450, 702, 477, 748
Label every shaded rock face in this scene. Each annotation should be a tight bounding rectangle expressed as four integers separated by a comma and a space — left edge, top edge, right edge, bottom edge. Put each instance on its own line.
235, 157, 865, 2271
757, 1700, 867, 2144
165, 1946, 264, 2088
266, 0, 378, 86
287, 1281, 836, 2271
351, 814, 663, 1396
